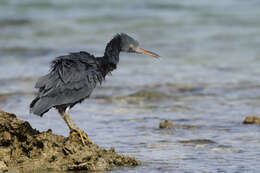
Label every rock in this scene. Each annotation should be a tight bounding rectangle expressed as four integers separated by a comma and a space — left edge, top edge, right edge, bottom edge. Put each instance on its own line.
159, 120, 175, 129
0, 110, 140, 172
159, 120, 201, 130
0, 161, 8, 172
243, 116, 260, 125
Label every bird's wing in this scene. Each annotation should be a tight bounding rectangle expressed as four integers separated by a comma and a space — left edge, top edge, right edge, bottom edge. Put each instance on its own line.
33, 52, 103, 109
35, 52, 100, 89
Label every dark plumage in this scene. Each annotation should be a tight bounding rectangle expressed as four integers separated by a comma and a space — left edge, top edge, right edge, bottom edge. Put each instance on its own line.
30, 51, 103, 116
30, 33, 159, 145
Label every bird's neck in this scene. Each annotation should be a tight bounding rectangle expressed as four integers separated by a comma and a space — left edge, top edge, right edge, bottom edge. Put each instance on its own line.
103, 34, 121, 66
96, 34, 122, 77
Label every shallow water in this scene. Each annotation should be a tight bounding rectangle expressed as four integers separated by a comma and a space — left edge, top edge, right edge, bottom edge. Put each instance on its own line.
1, 0, 260, 172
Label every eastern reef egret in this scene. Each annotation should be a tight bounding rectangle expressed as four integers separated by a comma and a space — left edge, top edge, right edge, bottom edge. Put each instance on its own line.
30, 33, 159, 145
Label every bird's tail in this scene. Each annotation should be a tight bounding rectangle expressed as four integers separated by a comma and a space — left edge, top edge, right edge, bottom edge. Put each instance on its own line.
30, 96, 50, 116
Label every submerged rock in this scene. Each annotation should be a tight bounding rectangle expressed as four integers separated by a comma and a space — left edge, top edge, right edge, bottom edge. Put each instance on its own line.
0, 110, 140, 172
113, 90, 170, 104
159, 120, 201, 130
243, 116, 260, 125
159, 120, 175, 129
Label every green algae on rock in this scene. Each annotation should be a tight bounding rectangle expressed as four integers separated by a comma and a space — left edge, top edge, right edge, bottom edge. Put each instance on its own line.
243, 116, 260, 125
113, 90, 170, 104
0, 110, 140, 172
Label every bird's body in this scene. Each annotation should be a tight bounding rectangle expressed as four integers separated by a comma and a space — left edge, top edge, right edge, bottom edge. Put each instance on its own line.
30, 33, 159, 145
31, 52, 107, 116
30, 35, 121, 116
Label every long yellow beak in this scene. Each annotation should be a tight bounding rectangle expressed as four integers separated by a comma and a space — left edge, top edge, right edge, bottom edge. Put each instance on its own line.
134, 47, 160, 58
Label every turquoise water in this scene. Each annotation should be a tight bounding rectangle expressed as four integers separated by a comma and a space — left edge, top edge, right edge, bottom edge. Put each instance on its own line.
1, 0, 260, 172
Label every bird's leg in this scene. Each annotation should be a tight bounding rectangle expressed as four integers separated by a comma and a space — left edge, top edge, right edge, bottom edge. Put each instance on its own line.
64, 107, 92, 145
64, 113, 77, 129
60, 113, 74, 131
64, 112, 92, 145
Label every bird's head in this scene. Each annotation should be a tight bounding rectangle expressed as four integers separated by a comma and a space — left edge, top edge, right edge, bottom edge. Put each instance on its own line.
119, 33, 160, 58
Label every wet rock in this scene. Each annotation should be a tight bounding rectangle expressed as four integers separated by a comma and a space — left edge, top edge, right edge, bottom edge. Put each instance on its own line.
243, 116, 260, 125
0, 110, 140, 172
159, 120, 201, 130
159, 120, 175, 129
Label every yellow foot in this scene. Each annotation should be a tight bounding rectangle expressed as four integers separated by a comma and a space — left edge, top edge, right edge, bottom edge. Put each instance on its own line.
71, 128, 92, 145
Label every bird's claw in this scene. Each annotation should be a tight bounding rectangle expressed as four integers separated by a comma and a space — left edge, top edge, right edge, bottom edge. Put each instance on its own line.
71, 128, 92, 145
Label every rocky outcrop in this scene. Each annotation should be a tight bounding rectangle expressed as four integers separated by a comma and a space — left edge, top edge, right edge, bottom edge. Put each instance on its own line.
0, 110, 140, 172
243, 116, 260, 125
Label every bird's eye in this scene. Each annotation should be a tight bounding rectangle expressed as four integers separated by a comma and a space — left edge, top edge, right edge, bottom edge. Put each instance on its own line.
129, 44, 134, 48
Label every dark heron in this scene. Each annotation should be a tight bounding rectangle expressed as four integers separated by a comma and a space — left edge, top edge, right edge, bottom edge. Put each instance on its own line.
30, 33, 159, 145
